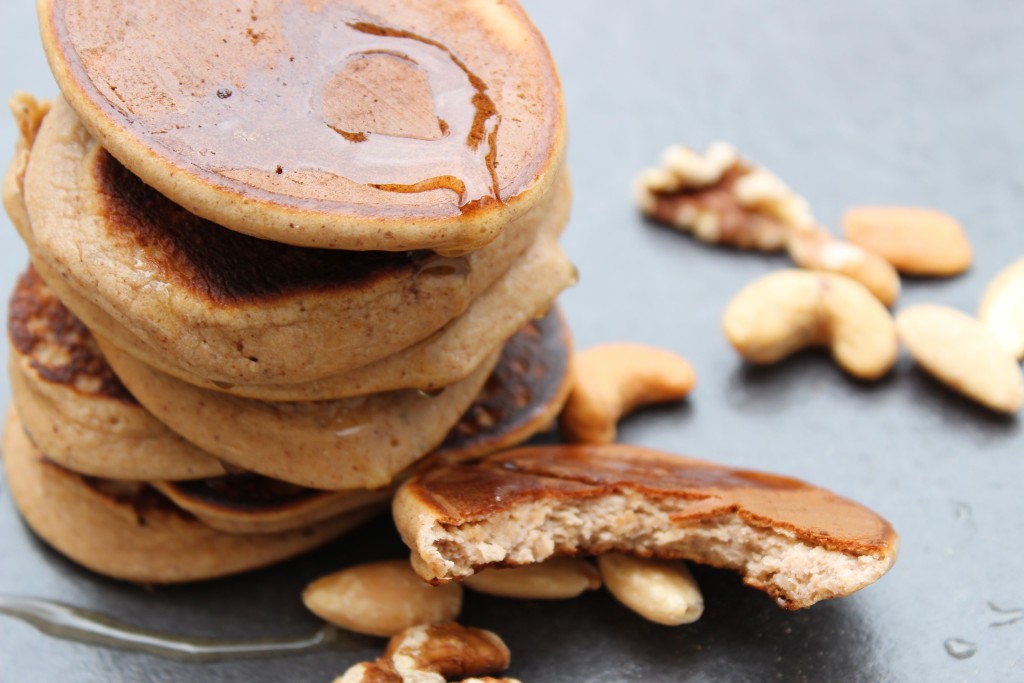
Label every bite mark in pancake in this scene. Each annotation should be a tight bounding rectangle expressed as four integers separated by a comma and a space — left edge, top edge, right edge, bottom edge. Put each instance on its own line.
8, 266, 132, 403
93, 149, 428, 304
395, 445, 899, 609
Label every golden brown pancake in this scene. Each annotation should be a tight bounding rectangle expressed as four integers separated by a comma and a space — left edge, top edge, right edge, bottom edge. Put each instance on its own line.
2, 409, 380, 583
151, 475, 390, 535
150, 311, 574, 532
96, 336, 501, 491
22, 98, 570, 386
431, 307, 573, 463
38, 0, 565, 253
394, 445, 899, 609
7, 265, 225, 481
146, 217, 573, 401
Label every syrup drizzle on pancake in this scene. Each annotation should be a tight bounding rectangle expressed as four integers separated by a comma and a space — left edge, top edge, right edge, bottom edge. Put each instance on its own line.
148, 4, 502, 212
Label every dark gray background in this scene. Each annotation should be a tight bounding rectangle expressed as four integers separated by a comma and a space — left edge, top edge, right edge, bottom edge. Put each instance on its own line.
2, 1, 1023, 681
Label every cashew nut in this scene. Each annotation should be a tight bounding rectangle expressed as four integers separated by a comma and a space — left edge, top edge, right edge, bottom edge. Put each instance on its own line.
597, 554, 704, 626
979, 257, 1024, 359
559, 343, 696, 444
336, 623, 516, 683
843, 206, 972, 277
303, 560, 462, 637
897, 305, 1023, 414
723, 269, 898, 380
463, 557, 601, 599
786, 228, 901, 307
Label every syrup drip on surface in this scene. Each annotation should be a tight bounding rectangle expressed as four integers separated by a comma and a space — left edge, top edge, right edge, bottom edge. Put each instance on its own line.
153, 3, 502, 209
0, 595, 352, 662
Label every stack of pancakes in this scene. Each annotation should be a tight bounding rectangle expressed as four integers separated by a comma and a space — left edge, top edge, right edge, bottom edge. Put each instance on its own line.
2, 0, 574, 582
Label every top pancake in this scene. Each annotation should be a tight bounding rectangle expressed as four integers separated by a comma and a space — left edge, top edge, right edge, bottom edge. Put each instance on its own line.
38, 0, 565, 252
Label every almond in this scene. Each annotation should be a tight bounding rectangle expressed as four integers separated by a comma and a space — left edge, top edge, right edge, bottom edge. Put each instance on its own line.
843, 206, 971, 276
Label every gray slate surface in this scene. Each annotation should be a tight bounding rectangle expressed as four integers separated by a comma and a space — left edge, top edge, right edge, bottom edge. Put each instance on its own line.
2, 1, 1023, 680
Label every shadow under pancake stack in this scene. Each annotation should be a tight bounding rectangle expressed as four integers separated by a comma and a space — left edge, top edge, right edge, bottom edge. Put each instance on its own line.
2, 0, 573, 583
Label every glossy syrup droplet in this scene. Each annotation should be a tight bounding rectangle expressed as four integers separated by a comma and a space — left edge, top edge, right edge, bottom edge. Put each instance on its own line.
943, 638, 977, 660
0, 596, 366, 662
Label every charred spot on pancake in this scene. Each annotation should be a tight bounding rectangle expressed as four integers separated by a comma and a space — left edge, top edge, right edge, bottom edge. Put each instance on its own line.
436, 307, 570, 458
8, 266, 135, 404
167, 472, 322, 513
92, 150, 431, 304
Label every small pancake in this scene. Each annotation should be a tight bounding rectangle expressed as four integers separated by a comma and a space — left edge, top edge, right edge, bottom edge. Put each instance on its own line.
149, 310, 573, 532
150, 216, 573, 401
152, 475, 391, 535
2, 410, 380, 583
7, 266, 225, 481
394, 445, 899, 609
22, 98, 570, 385
97, 337, 501, 491
39, 0, 565, 253
55, 186, 574, 401
431, 307, 573, 462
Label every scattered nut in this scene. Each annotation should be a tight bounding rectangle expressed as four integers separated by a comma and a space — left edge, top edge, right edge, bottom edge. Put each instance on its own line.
463, 557, 601, 599
559, 343, 696, 444
335, 623, 517, 683
723, 269, 898, 380
597, 554, 704, 626
979, 257, 1024, 359
660, 141, 739, 189
303, 560, 462, 637
843, 206, 972, 276
731, 167, 815, 231
786, 228, 901, 307
896, 305, 1023, 414
634, 143, 796, 251
634, 143, 903, 303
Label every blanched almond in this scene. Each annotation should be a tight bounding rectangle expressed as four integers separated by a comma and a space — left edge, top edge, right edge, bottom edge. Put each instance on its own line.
304, 559, 462, 637
463, 558, 601, 599
843, 206, 971, 276
896, 305, 1023, 414
598, 554, 703, 626
979, 257, 1024, 359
